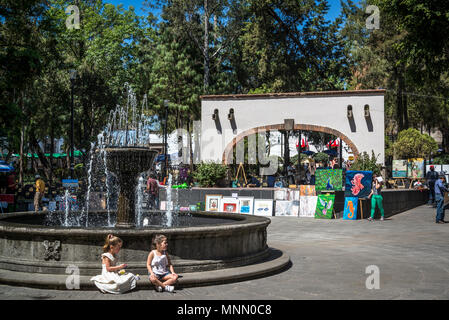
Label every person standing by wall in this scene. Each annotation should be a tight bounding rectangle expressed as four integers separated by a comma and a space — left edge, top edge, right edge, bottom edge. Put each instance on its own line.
367, 174, 385, 221
34, 174, 45, 211
146, 173, 160, 209
435, 173, 448, 224
426, 165, 439, 207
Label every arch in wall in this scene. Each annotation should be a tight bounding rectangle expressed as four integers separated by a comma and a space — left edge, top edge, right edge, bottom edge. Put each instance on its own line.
222, 123, 360, 165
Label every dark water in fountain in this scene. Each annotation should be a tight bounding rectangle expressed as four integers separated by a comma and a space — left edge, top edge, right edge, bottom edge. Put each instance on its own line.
4, 211, 238, 229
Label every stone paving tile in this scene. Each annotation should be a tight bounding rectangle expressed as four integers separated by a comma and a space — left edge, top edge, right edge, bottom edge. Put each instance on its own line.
1, 204, 449, 300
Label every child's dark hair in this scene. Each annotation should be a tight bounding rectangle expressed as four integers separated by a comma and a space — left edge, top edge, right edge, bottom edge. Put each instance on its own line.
152, 234, 167, 250
103, 234, 122, 253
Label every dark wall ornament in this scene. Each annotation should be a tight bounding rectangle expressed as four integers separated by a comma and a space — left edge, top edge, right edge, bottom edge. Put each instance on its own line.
43, 240, 61, 261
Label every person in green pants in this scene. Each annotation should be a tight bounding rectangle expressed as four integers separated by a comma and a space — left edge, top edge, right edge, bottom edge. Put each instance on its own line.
367, 174, 384, 221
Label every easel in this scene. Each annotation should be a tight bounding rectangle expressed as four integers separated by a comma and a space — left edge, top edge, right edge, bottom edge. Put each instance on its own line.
392, 178, 407, 189
234, 162, 247, 187
358, 198, 367, 219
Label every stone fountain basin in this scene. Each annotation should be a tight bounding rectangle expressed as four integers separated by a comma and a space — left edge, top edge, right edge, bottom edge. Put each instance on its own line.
0, 211, 270, 276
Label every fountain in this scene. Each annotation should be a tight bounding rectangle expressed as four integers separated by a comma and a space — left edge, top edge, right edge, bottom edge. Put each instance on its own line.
0, 84, 288, 289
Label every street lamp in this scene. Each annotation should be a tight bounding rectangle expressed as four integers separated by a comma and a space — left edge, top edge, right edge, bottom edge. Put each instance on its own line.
163, 99, 169, 180
69, 69, 77, 179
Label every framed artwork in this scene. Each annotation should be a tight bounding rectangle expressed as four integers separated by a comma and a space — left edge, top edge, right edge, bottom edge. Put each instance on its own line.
299, 196, 318, 217
392, 160, 407, 178
343, 197, 358, 220
205, 194, 222, 212
345, 170, 373, 198
285, 189, 299, 201
275, 200, 298, 217
315, 169, 343, 191
254, 199, 274, 217
274, 189, 287, 200
160, 201, 173, 211
407, 158, 424, 179
220, 197, 239, 213
300, 185, 316, 196
315, 194, 335, 219
238, 197, 254, 215
291, 200, 300, 217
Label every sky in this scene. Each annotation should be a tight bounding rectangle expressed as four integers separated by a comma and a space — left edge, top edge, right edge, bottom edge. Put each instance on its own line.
105, 0, 345, 21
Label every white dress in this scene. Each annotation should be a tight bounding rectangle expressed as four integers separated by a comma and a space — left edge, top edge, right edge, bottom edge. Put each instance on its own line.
90, 252, 138, 294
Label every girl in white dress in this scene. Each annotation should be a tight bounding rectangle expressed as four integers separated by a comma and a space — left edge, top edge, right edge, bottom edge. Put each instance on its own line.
91, 234, 139, 294
147, 234, 178, 292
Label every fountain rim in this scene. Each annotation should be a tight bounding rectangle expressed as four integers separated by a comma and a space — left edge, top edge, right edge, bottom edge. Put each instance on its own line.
0, 211, 271, 237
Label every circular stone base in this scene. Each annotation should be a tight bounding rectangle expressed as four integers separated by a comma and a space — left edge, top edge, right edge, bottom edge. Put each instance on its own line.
0, 248, 290, 290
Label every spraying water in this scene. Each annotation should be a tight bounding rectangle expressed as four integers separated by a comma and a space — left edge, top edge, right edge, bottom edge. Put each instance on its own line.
135, 174, 145, 227
166, 174, 173, 227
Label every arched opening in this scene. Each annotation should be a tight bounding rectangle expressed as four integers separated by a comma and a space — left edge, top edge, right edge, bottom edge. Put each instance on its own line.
222, 123, 360, 166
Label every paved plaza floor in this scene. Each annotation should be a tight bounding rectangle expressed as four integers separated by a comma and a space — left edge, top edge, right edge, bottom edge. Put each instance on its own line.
1, 204, 449, 300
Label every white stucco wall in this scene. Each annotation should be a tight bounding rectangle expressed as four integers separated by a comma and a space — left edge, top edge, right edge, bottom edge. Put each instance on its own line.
200, 91, 385, 165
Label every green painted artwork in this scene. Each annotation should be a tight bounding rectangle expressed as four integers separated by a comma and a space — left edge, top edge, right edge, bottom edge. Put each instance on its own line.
315, 194, 335, 219
315, 169, 343, 191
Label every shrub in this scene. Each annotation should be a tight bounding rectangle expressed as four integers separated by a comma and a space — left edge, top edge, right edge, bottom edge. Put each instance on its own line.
192, 162, 228, 187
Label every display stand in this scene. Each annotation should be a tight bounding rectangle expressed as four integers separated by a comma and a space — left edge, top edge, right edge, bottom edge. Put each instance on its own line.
392, 178, 407, 189
233, 162, 247, 187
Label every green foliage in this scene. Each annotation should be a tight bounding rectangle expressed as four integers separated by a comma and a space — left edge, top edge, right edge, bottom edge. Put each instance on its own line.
351, 151, 381, 176
192, 162, 228, 187
392, 128, 438, 159
432, 155, 449, 165
313, 152, 329, 164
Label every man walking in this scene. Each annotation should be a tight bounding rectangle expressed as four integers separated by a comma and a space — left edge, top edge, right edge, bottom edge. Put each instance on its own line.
435, 173, 448, 224
426, 165, 439, 207
34, 174, 45, 211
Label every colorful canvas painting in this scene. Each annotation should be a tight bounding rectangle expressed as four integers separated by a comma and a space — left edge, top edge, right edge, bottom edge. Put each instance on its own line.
407, 158, 425, 179
315, 169, 343, 191
343, 197, 358, 220
254, 199, 273, 217
299, 196, 318, 217
275, 200, 297, 217
315, 194, 335, 219
345, 170, 373, 198
220, 197, 239, 213
205, 194, 222, 212
300, 185, 316, 196
392, 160, 407, 178
238, 197, 254, 215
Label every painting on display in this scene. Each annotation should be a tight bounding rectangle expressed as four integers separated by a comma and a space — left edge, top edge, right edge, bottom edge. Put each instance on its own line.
299, 196, 318, 217
392, 160, 407, 178
238, 197, 254, 215
160, 201, 173, 211
300, 185, 316, 196
345, 170, 373, 198
315, 169, 343, 191
407, 158, 425, 179
254, 199, 273, 217
205, 194, 222, 212
343, 197, 358, 220
274, 189, 287, 200
315, 194, 335, 219
275, 200, 297, 217
285, 189, 299, 201
220, 197, 239, 213
442, 165, 449, 182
